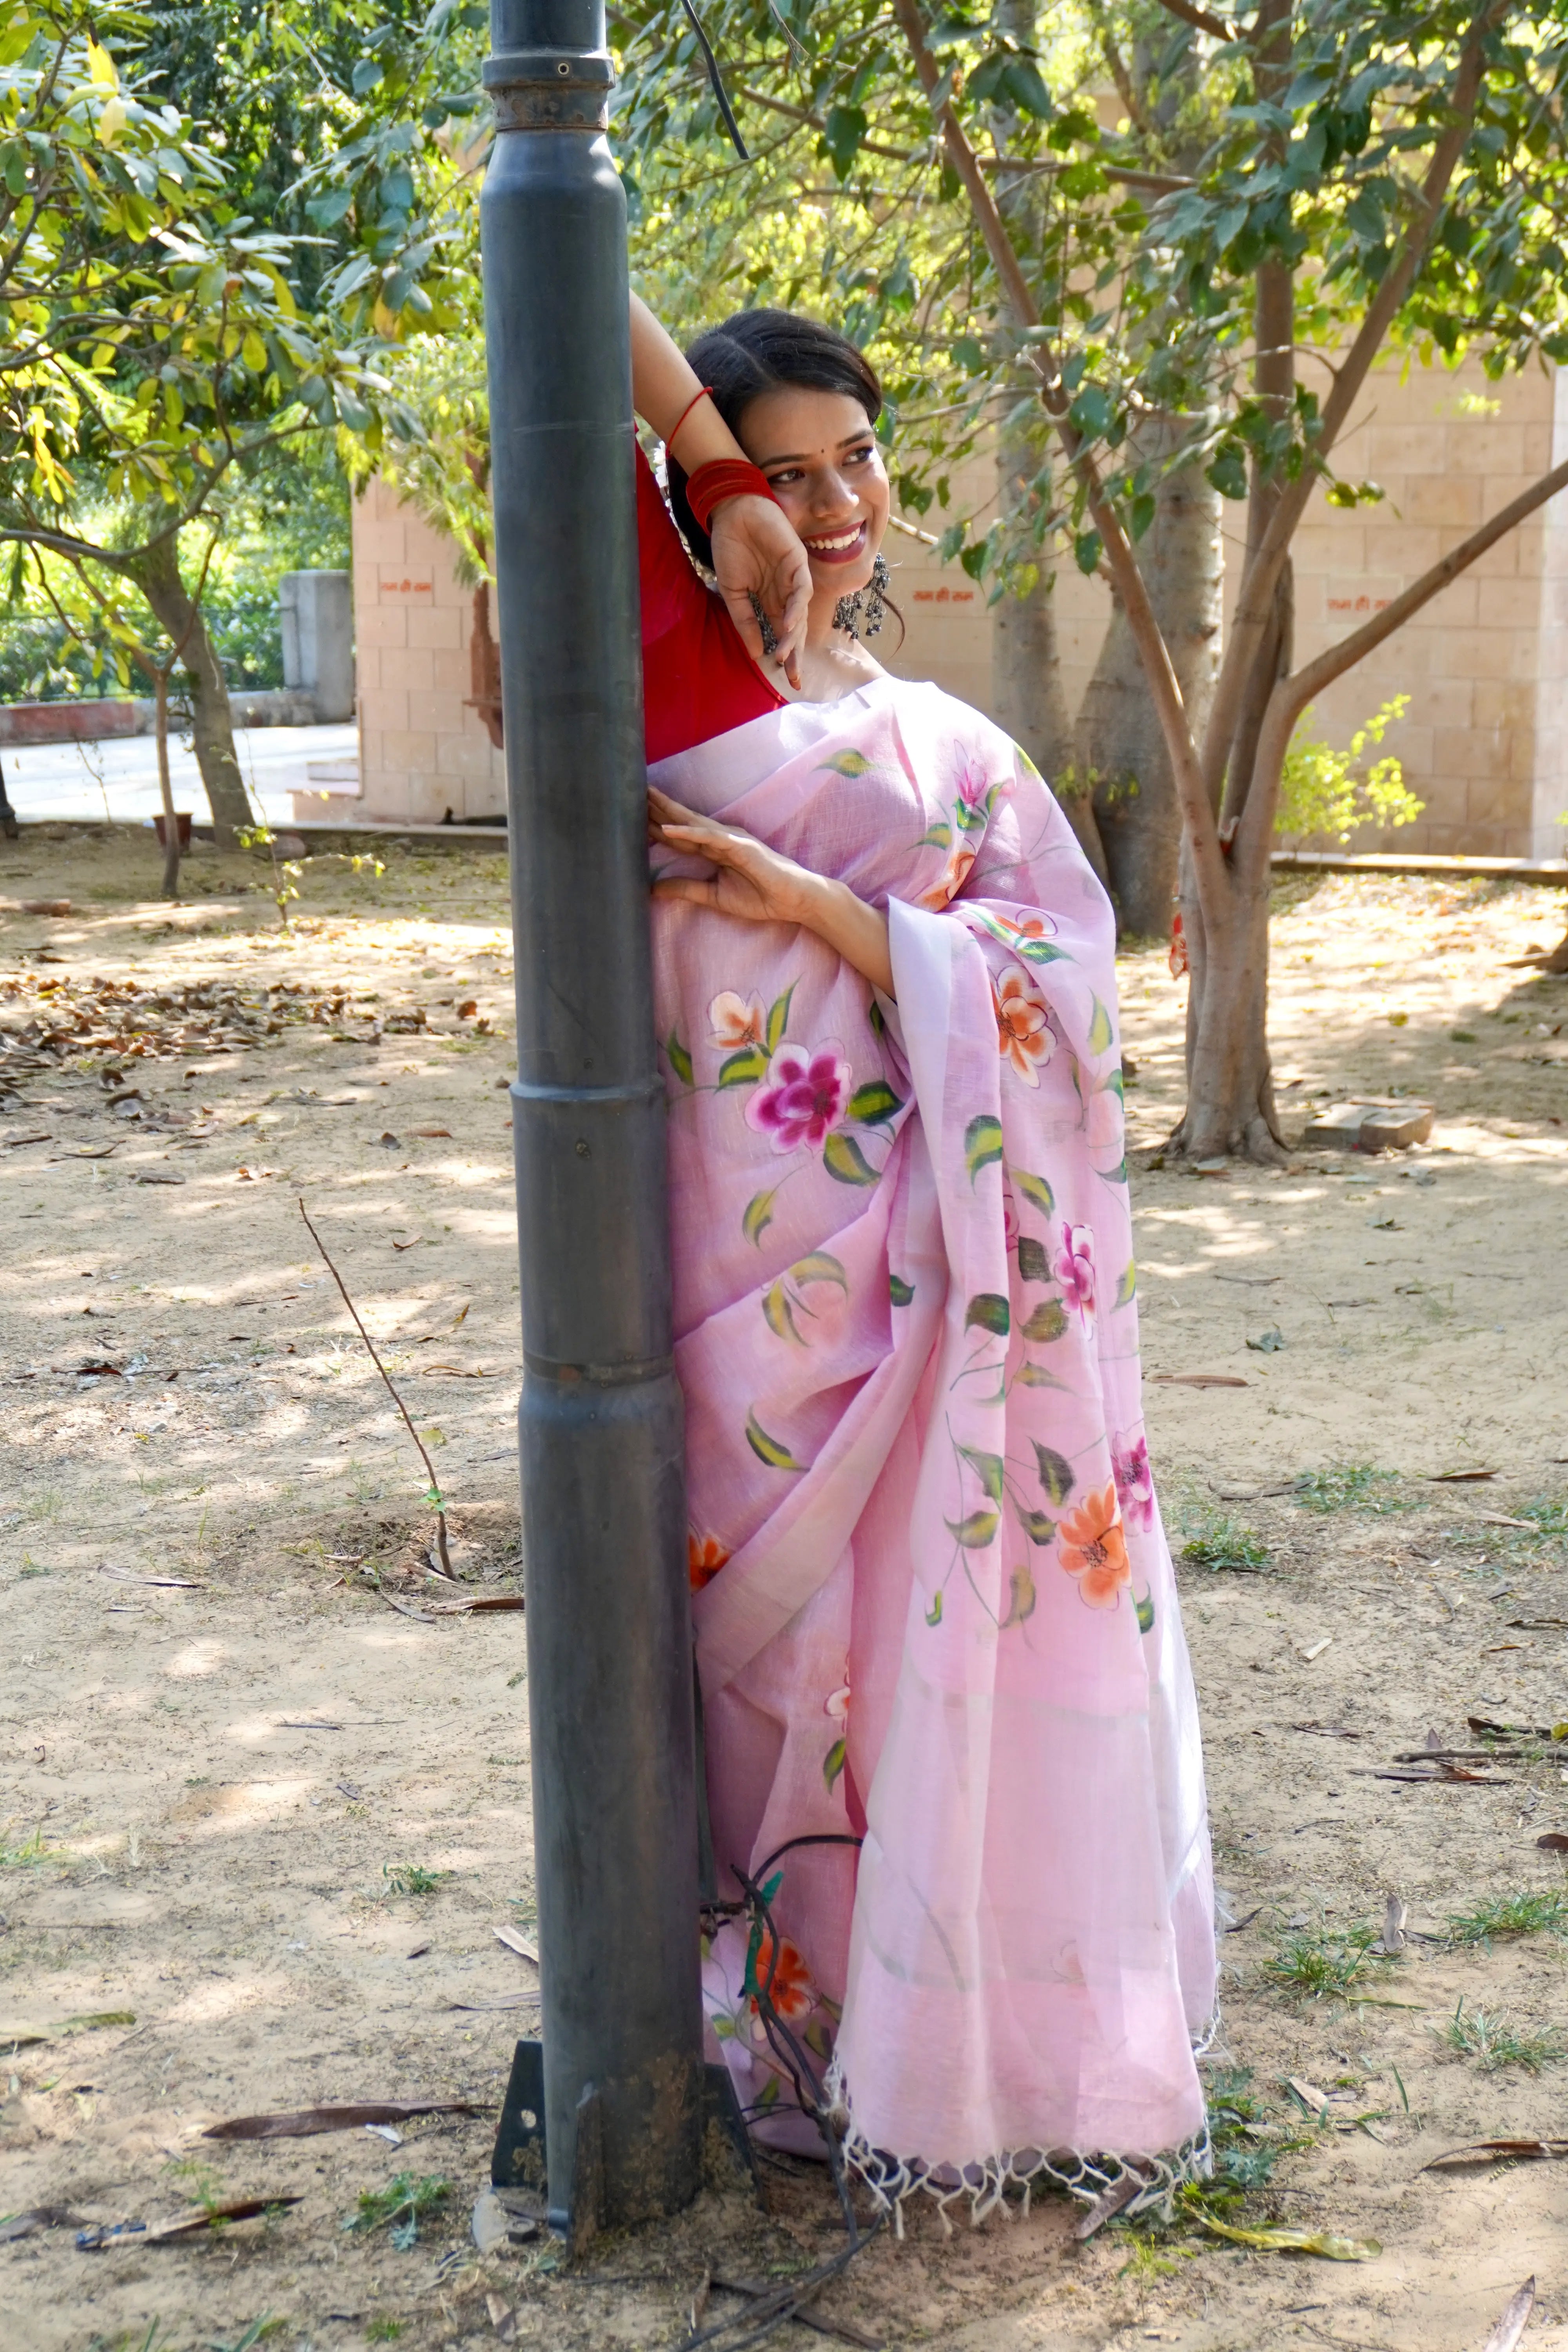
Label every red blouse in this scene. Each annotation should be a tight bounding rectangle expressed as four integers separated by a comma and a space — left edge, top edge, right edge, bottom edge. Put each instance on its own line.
637, 443, 786, 764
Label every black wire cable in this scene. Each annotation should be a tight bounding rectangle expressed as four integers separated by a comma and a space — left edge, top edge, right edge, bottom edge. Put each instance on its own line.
678, 0, 750, 159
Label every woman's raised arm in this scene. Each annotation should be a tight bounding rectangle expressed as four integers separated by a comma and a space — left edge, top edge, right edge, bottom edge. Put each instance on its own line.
630, 294, 810, 684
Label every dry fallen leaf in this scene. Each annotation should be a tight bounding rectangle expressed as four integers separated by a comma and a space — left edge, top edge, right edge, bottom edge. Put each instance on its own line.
410, 1125, 453, 1138
1196, 2216, 1380, 2260
204, 2100, 482, 2142
1479, 2279, 1535, 2352
1150, 1372, 1249, 1389
1536, 1831, 1568, 1853
493, 1925, 540, 1964
1421, 2141, 1568, 2171
77, 2195, 303, 2249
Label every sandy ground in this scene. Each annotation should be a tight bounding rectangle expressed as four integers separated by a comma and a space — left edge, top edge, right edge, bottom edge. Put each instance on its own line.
0, 823, 1565, 2352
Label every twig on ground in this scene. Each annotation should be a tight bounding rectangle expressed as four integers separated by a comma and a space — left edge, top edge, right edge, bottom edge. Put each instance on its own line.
298, 1196, 453, 1575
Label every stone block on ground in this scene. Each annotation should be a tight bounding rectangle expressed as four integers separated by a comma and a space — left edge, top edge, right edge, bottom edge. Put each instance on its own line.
1302, 1098, 1436, 1150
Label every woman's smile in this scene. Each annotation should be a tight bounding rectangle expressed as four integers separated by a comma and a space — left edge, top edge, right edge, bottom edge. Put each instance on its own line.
803, 519, 868, 566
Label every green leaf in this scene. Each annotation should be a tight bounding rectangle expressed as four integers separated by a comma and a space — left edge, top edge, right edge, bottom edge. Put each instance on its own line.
958, 1445, 1005, 1504
1000, 1563, 1037, 1628
1073, 530, 1103, 577
820, 749, 872, 777
1033, 1442, 1075, 1506
719, 1044, 769, 1088
823, 1736, 847, 1791
1114, 1260, 1138, 1309
889, 1272, 915, 1307
1207, 446, 1248, 501
742, 1189, 776, 1247
964, 1292, 1011, 1337
1017, 1234, 1050, 1283
1087, 996, 1114, 1056
1015, 1507, 1055, 1545
746, 1410, 806, 1472
955, 793, 988, 832
1013, 1361, 1065, 1388
790, 1251, 848, 1292
1068, 384, 1112, 439
869, 999, 886, 1040
945, 1509, 999, 1549
762, 1279, 804, 1346
926, 1590, 943, 1626
665, 1031, 693, 1087
1135, 1593, 1155, 1635
1014, 933, 1070, 965
823, 1131, 880, 1185
1021, 1298, 1068, 1344
822, 102, 868, 179
964, 1114, 1004, 1185
914, 819, 953, 849
766, 984, 795, 1052
848, 1078, 903, 1126
1013, 1169, 1054, 1217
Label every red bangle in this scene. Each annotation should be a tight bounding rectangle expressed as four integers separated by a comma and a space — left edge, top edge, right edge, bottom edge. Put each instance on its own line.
686, 458, 779, 532
666, 384, 713, 452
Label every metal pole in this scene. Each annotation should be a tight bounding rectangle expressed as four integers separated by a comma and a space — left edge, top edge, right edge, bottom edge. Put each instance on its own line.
481, 0, 703, 2234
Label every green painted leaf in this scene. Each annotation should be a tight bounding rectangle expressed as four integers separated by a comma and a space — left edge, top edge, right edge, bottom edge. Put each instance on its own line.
1098, 1156, 1129, 1186
1021, 1298, 1068, 1344
1015, 1506, 1055, 1545
964, 1114, 1004, 1185
791, 1250, 848, 1292
1135, 1593, 1155, 1635
1033, 1442, 1075, 1506
1102, 1067, 1126, 1103
766, 984, 795, 1053
1015, 935, 1069, 965
665, 1031, 693, 1087
926, 1590, 943, 1626
869, 999, 886, 1040
1017, 1234, 1050, 1283
1114, 1259, 1138, 1309
1087, 996, 1114, 1056
964, 1292, 1011, 1337
742, 1189, 776, 1247
823, 1736, 847, 1792
1013, 1361, 1065, 1388
823, 1130, 880, 1185
719, 1044, 769, 1089
945, 1508, 999, 1549
711, 2010, 737, 2040
820, 749, 872, 776
955, 795, 987, 833
958, 1445, 1005, 1504
1013, 1169, 1054, 1217
1000, 1563, 1037, 1629
914, 819, 952, 849
762, 1279, 804, 1346
746, 1410, 806, 1472
889, 1272, 915, 1307
848, 1078, 903, 1126
755, 2074, 780, 2110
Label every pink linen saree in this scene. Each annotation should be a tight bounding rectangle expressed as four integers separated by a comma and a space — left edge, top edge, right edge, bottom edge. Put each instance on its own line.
650, 674, 1214, 2220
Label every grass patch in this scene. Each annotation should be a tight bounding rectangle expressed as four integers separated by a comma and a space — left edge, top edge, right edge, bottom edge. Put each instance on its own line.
1263, 1920, 1396, 2002
365, 2325, 405, 2346
1446, 1890, 1568, 1947
0, 1826, 47, 1868
343, 2172, 450, 2251
1179, 1509, 1270, 1573
382, 1862, 445, 1897
1437, 1998, 1564, 2075
1291, 1462, 1412, 1516
1519, 1494, 1568, 1540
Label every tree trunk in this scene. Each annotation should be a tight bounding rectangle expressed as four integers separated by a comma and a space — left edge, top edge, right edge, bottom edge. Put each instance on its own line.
154, 667, 181, 902
991, 421, 1108, 888
1077, 417, 1222, 934
129, 535, 253, 848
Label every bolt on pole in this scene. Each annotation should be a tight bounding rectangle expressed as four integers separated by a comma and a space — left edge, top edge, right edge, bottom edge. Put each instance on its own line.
481, 0, 704, 2234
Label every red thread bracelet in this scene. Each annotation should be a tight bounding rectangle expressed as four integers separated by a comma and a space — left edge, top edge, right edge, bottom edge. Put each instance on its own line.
686, 458, 779, 532
666, 384, 714, 452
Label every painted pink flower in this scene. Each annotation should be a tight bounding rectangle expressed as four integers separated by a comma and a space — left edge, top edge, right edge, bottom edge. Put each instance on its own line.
745, 1041, 852, 1154
1054, 1221, 1095, 1316
1112, 1432, 1154, 1532
825, 1676, 851, 1722
955, 757, 992, 820
994, 967, 1053, 1085
709, 990, 765, 1049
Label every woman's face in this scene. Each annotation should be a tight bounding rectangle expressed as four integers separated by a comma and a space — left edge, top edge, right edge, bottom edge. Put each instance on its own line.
737, 387, 890, 601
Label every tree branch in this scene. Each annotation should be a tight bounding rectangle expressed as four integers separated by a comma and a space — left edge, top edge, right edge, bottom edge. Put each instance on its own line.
1148, 0, 1235, 42
1199, 0, 1504, 808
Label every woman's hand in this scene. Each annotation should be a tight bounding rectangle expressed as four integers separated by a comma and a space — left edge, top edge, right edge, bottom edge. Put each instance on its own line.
708, 495, 809, 689
649, 788, 895, 996
648, 787, 813, 926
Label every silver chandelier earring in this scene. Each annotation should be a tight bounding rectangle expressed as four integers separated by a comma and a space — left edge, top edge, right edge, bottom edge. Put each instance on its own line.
833, 552, 890, 641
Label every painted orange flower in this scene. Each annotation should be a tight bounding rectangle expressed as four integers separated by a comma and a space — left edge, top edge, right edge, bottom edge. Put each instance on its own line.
748, 1924, 815, 2022
688, 1533, 730, 1593
993, 967, 1054, 1086
708, 990, 766, 1049
919, 841, 976, 909
1057, 1480, 1131, 1609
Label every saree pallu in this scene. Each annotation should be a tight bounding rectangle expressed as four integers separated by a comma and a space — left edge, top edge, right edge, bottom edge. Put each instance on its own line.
650, 675, 1214, 2221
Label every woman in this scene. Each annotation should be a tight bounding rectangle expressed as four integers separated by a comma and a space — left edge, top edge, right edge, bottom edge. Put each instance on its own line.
630, 294, 1215, 2223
